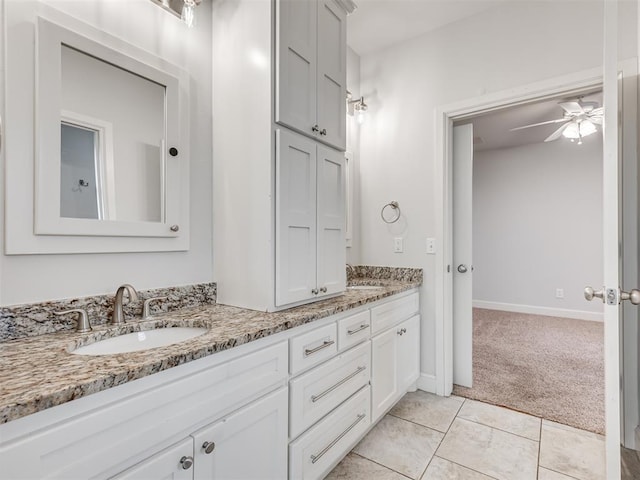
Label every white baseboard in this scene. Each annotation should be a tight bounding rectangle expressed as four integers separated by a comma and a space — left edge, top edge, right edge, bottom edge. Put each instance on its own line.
473, 300, 603, 322
416, 373, 437, 393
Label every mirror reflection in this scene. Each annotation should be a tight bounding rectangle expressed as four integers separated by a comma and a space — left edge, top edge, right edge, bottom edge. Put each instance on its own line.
60, 45, 165, 223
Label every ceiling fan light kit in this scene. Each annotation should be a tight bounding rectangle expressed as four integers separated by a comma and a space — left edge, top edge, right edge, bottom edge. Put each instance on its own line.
510, 99, 603, 145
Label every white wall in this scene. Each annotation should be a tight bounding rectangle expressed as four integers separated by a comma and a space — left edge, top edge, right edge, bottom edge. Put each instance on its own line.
0, 0, 213, 305
357, 0, 637, 382
472, 137, 603, 319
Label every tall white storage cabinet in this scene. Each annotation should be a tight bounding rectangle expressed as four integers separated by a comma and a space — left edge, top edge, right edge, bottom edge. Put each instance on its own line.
213, 0, 348, 312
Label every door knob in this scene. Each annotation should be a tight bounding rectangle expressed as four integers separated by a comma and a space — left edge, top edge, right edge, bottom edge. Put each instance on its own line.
620, 289, 640, 305
584, 286, 605, 302
457, 264, 468, 273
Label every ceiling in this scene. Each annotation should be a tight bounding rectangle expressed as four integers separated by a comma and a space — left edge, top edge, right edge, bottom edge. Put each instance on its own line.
347, 0, 510, 56
460, 90, 603, 152
346, 1, 603, 152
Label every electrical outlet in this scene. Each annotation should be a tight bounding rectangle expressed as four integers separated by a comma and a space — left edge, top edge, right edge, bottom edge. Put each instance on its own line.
556, 288, 564, 299
394, 237, 403, 253
426, 237, 436, 254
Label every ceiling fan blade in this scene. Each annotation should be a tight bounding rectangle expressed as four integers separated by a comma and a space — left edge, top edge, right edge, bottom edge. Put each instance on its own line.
559, 101, 584, 115
544, 123, 569, 142
510, 118, 567, 131
589, 107, 604, 116
590, 117, 604, 125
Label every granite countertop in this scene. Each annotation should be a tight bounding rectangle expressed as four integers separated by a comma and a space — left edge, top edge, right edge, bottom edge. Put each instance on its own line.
0, 280, 420, 425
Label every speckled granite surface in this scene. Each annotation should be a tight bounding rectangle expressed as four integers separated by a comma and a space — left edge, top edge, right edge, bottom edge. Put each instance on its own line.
0, 283, 217, 342
0, 279, 421, 424
349, 266, 423, 284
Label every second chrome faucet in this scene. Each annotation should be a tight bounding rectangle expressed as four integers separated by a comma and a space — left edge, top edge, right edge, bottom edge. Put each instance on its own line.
112, 284, 139, 325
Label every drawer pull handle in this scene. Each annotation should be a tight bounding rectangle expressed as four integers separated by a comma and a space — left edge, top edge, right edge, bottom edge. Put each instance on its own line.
347, 324, 370, 335
310, 413, 366, 464
304, 340, 335, 356
311, 366, 367, 403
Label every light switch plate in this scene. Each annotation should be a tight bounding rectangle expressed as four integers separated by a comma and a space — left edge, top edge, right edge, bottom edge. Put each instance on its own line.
394, 237, 403, 253
426, 237, 436, 254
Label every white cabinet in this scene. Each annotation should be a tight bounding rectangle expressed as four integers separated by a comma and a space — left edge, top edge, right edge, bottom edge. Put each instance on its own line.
0, 341, 289, 480
276, 128, 345, 306
191, 388, 288, 480
276, 0, 347, 151
212, 0, 348, 312
114, 388, 288, 480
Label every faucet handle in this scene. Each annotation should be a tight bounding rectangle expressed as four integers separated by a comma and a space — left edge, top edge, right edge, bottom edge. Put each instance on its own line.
143, 296, 168, 319
54, 309, 92, 333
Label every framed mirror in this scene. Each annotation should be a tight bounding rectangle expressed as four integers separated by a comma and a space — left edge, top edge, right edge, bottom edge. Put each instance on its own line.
35, 17, 184, 238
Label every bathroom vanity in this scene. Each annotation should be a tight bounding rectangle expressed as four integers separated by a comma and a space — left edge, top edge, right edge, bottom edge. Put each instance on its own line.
0, 285, 420, 480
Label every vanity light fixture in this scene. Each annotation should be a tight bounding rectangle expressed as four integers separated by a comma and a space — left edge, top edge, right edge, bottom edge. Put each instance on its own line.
347, 91, 368, 124
149, 0, 201, 27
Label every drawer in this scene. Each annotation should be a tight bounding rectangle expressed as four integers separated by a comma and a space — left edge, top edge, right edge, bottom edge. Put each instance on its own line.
337, 310, 371, 351
371, 292, 419, 335
290, 323, 338, 375
289, 341, 370, 439
289, 386, 371, 480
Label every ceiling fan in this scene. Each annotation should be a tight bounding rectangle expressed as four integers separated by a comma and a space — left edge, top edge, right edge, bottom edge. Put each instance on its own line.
510, 100, 604, 144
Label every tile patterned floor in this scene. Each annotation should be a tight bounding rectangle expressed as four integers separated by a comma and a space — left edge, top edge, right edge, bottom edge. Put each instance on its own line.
326, 391, 606, 480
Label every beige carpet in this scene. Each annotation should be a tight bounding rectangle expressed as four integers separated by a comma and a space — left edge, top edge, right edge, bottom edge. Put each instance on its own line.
453, 308, 605, 434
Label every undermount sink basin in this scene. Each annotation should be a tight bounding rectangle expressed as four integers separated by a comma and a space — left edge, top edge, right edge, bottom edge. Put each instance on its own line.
347, 285, 384, 291
71, 327, 208, 356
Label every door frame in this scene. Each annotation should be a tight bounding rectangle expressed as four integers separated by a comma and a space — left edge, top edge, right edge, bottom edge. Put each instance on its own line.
434, 66, 603, 396
434, 58, 639, 456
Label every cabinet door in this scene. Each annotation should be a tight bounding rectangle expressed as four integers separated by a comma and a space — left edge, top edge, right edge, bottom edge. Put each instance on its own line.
276, 129, 318, 306
191, 388, 288, 480
111, 438, 194, 480
397, 315, 421, 393
316, 0, 346, 151
371, 327, 399, 422
316, 145, 346, 297
275, 0, 317, 138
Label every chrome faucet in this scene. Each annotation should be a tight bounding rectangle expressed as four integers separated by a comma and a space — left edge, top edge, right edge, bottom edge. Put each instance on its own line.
112, 284, 139, 324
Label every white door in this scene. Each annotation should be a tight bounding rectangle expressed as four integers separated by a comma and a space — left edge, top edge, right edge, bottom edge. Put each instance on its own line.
452, 123, 474, 388
595, 2, 622, 477
191, 388, 288, 480
275, 0, 317, 137
371, 327, 399, 422
111, 438, 194, 480
275, 129, 318, 306
397, 315, 421, 392
316, 0, 347, 150
316, 144, 346, 297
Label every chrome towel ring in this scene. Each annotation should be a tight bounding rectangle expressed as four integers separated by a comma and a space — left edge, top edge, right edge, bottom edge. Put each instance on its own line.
381, 201, 401, 224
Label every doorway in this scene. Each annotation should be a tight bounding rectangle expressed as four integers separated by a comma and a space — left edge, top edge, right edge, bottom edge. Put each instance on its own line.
450, 91, 605, 434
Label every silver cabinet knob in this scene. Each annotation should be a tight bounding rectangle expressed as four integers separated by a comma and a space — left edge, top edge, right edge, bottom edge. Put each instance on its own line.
457, 264, 468, 273
170, 225, 179, 232
202, 441, 216, 454
320, 286, 327, 293
620, 289, 640, 305
397, 328, 406, 336
180, 456, 194, 470
584, 286, 605, 302
320, 128, 327, 136
311, 288, 319, 295
312, 124, 320, 133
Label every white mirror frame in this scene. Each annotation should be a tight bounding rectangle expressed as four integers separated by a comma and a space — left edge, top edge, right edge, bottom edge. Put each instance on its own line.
4, 3, 190, 254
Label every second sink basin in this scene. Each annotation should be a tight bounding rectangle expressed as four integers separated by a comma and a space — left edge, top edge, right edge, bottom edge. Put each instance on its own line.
72, 327, 208, 356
